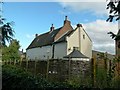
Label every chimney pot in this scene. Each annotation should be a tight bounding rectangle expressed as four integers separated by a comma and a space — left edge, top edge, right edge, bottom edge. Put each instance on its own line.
35, 34, 38, 37
64, 16, 71, 25
50, 24, 54, 31
77, 24, 82, 27
65, 16, 68, 20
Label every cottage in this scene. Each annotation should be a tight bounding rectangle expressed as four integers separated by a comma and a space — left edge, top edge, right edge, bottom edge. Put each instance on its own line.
26, 16, 92, 60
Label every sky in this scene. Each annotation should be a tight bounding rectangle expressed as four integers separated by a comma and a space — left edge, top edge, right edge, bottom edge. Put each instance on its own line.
2, 2, 118, 54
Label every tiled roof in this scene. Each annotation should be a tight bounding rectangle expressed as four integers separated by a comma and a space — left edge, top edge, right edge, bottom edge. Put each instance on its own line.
54, 30, 75, 43
27, 27, 62, 49
63, 49, 88, 58
27, 27, 75, 49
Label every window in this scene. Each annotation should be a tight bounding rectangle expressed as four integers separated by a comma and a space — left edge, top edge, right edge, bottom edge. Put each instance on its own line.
68, 47, 71, 51
83, 35, 85, 39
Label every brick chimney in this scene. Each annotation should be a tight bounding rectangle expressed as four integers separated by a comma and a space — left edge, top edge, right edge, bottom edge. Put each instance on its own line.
64, 16, 71, 25
50, 24, 54, 32
54, 16, 73, 41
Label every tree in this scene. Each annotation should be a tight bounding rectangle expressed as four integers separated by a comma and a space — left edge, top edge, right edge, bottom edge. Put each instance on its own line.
107, 0, 120, 40
0, 2, 14, 46
106, 0, 120, 22
2, 39, 20, 61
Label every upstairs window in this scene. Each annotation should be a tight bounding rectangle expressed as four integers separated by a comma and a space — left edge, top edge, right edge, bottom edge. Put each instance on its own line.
83, 34, 85, 39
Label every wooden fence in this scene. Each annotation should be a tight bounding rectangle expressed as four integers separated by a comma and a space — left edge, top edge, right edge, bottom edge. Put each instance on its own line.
2, 59, 91, 82
3, 57, 120, 85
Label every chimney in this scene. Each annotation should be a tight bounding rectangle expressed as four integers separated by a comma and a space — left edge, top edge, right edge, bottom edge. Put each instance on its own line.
35, 34, 38, 37
50, 24, 54, 31
65, 16, 67, 20
64, 16, 71, 25
22, 49, 23, 53
77, 24, 82, 27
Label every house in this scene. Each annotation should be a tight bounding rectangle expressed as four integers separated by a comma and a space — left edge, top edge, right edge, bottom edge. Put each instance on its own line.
26, 16, 92, 60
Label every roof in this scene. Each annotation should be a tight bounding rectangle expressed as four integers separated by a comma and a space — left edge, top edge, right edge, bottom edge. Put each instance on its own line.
54, 30, 75, 43
27, 27, 75, 49
63, 49, 88, 58
27, 27, 62, 49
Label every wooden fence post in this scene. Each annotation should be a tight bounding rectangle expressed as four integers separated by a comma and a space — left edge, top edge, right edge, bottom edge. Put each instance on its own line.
91, 57, 96, 87
34, 59, 37, 75
46, 58, 49, 79
14, 59, 16, 65
26, 59, 28, 71
68, 57, 71, 81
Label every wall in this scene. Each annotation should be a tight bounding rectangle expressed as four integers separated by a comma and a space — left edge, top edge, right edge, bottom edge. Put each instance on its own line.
54, 42, 67, 59
67, 29, 79, 55
26, 45, 52, 60
79, 27, 92, 58
67, 27, 92, 58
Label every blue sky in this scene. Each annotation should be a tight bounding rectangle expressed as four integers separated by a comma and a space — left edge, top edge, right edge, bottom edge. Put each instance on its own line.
2, 2, 118, 54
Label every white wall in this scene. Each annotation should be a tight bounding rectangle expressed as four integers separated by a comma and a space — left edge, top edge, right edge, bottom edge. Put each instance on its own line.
26, 45, 52, 60
79, 27, 92, 58
54, 42, 67, 59
67, 29, 79, 55
67, 27, 92, 58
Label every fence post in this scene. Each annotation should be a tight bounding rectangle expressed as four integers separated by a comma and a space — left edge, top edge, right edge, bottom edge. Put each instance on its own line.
46, 58, 49, 79
14, 59, 16, 65
26, 59, 28, 71
68, 57, 71, 81
91, 57, 96, 87
34, 59, 37, 75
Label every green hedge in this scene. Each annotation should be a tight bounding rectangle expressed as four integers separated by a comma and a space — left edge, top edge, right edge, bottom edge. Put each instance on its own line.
2, 65, 71, 89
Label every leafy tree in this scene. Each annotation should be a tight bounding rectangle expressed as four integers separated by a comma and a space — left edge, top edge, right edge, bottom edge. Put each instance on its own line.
107, 0, 120, 40
106, 0, 120, 22
2, 39, 20, 61
0, 2, 14, 46
1, 22, 15, 46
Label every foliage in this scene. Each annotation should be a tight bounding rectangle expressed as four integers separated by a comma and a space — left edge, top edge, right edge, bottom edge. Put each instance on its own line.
66, 75, 92, 88
1, 22, 15, 46
0, 2, 15, 46
106, 0, 120, 22
106, 0, 120, 40
2, 65, 72, 89
2, 39, 20, 61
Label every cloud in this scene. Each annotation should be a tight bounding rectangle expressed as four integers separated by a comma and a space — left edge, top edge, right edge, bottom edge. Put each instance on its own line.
58, 2, 108, 16
26, 34, 35, 39
82, 19, 118, 54
58, 10, 71, 15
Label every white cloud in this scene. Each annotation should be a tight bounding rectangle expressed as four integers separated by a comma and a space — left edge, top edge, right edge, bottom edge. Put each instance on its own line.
59, 2, 108, 16
82, 19, 118, 54
26, 34, 35, 39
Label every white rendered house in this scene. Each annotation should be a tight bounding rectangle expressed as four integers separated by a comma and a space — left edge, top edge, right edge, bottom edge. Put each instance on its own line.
26, 16, 92, 60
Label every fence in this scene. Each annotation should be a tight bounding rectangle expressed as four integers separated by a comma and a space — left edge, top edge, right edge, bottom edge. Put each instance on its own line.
2, 59, 91, 82
2, 57, 120, 87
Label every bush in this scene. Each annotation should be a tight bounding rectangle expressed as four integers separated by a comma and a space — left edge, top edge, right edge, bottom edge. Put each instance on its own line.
2, 65, 53, 89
